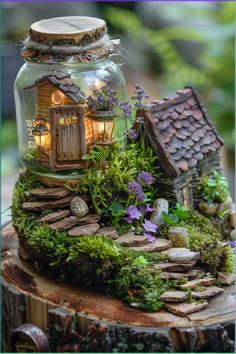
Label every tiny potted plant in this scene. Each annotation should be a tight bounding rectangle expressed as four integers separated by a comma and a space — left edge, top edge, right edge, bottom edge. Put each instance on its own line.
87, 80, 120, 146
198, 170, 233, 217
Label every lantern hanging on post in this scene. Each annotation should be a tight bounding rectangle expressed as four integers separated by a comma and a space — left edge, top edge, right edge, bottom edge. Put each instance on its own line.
32, 118, 50, 151
90, 110, 117, 146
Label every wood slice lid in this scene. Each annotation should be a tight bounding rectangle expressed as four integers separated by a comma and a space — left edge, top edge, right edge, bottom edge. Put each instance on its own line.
29, 16, 107, 46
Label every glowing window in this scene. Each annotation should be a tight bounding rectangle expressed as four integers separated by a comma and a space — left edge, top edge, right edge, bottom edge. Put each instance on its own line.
52, 90, 64, 105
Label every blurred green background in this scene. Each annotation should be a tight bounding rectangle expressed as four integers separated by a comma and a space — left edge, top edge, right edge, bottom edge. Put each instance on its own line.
1, 1, 235, 223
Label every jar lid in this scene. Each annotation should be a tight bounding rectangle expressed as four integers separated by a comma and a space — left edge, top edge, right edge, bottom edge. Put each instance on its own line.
21, 16, 120, 64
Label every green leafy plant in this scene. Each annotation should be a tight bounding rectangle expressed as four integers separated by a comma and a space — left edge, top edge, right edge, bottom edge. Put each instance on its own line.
67, 143, 159, 218
198, 170, 230, 203
162, 203, 190, 226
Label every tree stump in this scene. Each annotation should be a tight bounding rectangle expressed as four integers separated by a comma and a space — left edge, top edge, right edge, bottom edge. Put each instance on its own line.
1, 223, 235, 353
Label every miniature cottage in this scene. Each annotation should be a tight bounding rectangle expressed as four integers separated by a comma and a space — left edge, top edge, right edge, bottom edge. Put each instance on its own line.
24, 71, 93, 171
142, 86, 224, 208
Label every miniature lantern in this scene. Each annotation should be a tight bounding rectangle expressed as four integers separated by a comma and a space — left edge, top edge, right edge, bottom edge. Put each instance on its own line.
14, 16, 126, 178
32, 119, 50, 151
90, 112, 116, 145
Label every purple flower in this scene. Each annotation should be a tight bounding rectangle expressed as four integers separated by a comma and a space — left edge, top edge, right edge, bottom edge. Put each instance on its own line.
137, 171, 154, 186
143, 204, 155, 213
228, 240, 236, 248
124, 205, 142, 223
120, 100, 132, 119
144, 232, 156, 243
131, 84, 150, 111
142, 219, 157, 233
128, 181, 146, 201
127, 128, 138, 140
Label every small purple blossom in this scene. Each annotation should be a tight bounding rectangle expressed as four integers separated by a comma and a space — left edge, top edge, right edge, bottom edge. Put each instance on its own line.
128, 181, 146, 201
124, 205, 142, 223
144, 232, 156, 243
143, 204, 155, 213
137, 171, 154, 186
120, 100, 132, 119
87, 80, 119, 111
228, 240, 236, 248
142, 219, 157, 233
131, 84, 150, 111
127, 128, 138, 140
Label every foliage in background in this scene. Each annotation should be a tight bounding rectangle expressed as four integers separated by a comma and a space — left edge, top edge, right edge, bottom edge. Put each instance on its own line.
104, 2, 234, 149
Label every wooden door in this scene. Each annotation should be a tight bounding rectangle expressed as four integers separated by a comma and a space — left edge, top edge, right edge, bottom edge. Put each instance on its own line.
50, 105, 86, 171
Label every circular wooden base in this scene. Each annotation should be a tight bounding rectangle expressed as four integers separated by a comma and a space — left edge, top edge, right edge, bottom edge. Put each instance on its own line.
2, 223, 235, 352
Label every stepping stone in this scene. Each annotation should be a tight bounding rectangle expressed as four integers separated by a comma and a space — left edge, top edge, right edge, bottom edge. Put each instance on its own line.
184, 268, 204, 280
160, 291, 188, 302
180, 278, 216, 290
191, 286, 224, 299
28, 187, 70, 199
115, 232, 149, 247
129, 239, 172, 253
39, 210, 71, 223
153, 261, 196, 273
49, 216, 78, 231
218, 272, 235, 286
164, 248, 200, 263
77, 213, 101, 225
97, 227, 118, 240
165, 301, 208, 317
68, 223, 100, 237
22, 195, 74, 211
160, 272, 188, 280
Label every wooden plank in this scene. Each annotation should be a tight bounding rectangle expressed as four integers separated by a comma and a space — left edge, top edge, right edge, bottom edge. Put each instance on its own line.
39, 210, 71, 223
29, 187, 70, 199
22, 195, 74, 211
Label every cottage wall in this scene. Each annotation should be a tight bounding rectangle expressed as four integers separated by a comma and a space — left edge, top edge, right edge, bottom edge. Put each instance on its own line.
35, 82, 93, 144
155, 152, 222, 209
36, 82, 75, 120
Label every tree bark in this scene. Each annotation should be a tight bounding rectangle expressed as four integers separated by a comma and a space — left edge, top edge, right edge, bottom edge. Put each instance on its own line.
1, 223, 235, 353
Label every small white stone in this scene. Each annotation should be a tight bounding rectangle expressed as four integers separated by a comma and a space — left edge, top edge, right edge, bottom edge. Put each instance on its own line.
166, 248, 200, 263
150, 198, 169, 226
70, 197, 89, 218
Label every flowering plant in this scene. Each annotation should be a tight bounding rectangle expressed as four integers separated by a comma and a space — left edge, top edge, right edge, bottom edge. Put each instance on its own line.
87, 79, 119, 112
122, 171, 158, 243
125, 84, 150, 140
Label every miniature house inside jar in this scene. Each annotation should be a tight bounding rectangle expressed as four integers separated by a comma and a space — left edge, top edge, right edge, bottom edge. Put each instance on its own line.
14, 16, 126, 176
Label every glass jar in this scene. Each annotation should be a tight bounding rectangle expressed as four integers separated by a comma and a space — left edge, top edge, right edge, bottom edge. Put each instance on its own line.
14, 16, 126, 181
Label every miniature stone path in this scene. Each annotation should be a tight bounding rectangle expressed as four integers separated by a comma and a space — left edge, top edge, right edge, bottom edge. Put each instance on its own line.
20, 187, 233, 317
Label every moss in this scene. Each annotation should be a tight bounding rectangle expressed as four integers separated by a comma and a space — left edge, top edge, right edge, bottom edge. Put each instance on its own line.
11, 171, 233, 312
112, 264, 164, 312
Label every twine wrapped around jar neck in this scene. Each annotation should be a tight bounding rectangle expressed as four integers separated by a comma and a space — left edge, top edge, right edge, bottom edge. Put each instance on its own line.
21, 16, 121, 64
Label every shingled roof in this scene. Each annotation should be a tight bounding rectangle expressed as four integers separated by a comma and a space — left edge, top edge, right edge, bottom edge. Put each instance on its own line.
144, 86, 224, 177
24, 71, 86, 103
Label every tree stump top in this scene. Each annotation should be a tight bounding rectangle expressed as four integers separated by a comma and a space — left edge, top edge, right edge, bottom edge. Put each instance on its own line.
2, 223, 235, 330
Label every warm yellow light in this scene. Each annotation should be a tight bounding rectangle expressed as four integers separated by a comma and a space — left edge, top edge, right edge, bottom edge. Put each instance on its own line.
34, 133, 51, 150
32, 119, 51, 150
52, 90, 64, 105
91, 118, 116, 145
